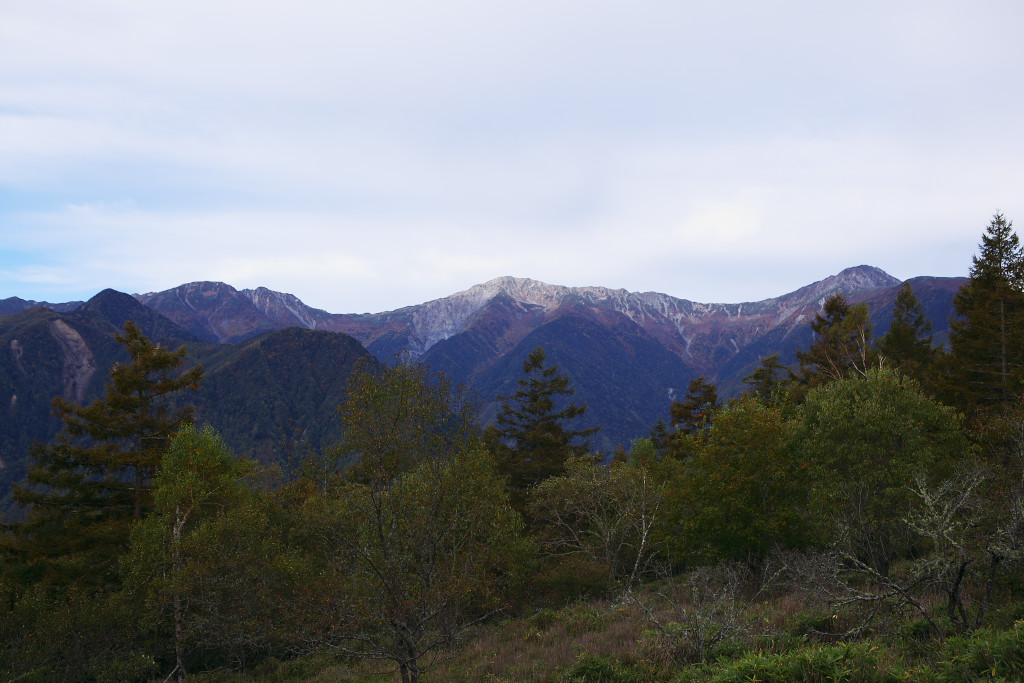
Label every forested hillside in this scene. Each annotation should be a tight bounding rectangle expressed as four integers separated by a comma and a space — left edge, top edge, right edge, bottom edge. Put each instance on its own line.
2, 214, 1024, 682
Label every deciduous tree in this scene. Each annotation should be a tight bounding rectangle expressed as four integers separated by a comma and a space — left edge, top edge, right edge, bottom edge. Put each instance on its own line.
792, 367, 967, 576
304, 362, 529, 683
662, 396, 808, 567
531, 454, 664, 591
333, 358, 478, 485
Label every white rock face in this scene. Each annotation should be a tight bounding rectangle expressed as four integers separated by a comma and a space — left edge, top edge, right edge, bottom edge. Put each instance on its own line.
397, 266, 899, 356
49, 319, 97, 402
243, 287, 327, 329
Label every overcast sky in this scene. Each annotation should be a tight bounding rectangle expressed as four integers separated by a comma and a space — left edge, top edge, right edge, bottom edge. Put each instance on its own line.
2, 1, 1023, 313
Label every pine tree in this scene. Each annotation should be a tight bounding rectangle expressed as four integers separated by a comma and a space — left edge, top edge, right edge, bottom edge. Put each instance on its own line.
877, 282, 934, 381
742, 353, 791, 404
947, 213, 1024, 412
2, 322, 202, 586
669, 376, 720, 434
797, 293, 874, 384
494, 347, 598, 491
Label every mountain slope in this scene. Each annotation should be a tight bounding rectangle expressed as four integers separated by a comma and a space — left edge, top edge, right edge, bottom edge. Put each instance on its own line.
130, 266, 962, 447
0, 291, 374, 518
5, 266, 966, 467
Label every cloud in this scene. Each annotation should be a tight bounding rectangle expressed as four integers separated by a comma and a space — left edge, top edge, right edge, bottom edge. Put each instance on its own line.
2, 1, 1024, 310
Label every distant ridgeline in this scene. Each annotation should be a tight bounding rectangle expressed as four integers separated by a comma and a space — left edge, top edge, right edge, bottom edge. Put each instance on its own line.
0, 266, 964, 512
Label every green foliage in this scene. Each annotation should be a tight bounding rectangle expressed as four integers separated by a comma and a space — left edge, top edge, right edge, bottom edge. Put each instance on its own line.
686, 641, 898, 683
531, 455, 665, 589
0, 581, 152, 683
306, 446, 529, 683
877, 281, 935, 383
932, 622, 1024, 681
124, 425, 304, 678
495, 347, 599, 492
742, 353, 792, 405
792, 367, 968, 575
947, 213, 1024, 413
561, 652, 645, 682
661, 397, 808, 565
669, 376, 720, 435
335, 357, 478, 485
797, 293, 875, 385
2, 321, 202, 587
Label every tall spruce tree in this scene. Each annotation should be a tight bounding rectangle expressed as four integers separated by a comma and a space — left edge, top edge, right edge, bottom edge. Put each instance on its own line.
494, 347, 597, 491
948, 213, 1024, 412
877, 282, 934, 382
2, 321, 202, 586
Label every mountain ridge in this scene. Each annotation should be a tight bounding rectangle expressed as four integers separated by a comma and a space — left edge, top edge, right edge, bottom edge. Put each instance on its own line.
128, 265, 906, 358
2, 266, 965, 456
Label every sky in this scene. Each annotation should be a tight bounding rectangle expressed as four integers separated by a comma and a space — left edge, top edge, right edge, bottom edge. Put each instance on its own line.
2, 1, 1023, 314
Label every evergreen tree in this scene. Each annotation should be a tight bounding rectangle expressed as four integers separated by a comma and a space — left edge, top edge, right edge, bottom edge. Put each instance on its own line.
947, 213, 1024, 412
877, 281, 934, 382
669, 376, 720, 435
742, 353, 791, 404
797, 293, 874, 384
648, 418, 671, 456
494, 347, 598, 491
2, 321, 202, 586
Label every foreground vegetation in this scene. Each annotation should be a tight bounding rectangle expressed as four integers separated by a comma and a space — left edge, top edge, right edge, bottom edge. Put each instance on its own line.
174, 569, 1024, 682
3, 214, 1024, 681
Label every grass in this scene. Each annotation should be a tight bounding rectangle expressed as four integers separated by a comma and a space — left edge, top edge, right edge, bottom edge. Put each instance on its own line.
194, 574, 1024, 682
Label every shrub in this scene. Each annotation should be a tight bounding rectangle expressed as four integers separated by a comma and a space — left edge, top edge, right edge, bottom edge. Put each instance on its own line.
689, 641, 899, 683
933, 622, 1024, 681
560, 652, 644, 683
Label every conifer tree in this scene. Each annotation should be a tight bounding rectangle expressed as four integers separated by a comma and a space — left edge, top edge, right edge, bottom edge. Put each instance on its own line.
877, 281, 934, 381
797, 293, 874, 384
947, 213, 1024, 412
494, 347, 598, 491
742, 353, 791, 404
2, 321, 202, 586
670, 376, 720, 434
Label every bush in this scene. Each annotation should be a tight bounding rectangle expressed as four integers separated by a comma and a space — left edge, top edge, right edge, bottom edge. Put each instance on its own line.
932, 622, 1024, 681
786, 609, 837, 638
688, 641, 899, 683
560, 653, 644, 683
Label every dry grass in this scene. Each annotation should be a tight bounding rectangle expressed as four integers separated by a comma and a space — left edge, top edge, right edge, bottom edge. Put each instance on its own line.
226, 564, 1009, 681
430, 598, 653, 682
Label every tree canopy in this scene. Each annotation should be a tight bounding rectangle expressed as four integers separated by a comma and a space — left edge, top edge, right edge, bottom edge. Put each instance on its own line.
2, 322, 202, 586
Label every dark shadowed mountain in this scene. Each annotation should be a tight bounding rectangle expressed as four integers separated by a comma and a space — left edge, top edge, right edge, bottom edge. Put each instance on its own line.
0, 290, 372, 518
0, 297, 84, 316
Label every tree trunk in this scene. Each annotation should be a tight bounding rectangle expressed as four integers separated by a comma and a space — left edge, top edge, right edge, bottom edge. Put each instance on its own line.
172, 505, 188, 681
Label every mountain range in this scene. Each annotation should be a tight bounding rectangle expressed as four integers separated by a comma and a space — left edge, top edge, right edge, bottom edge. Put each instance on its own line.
1, 266, 966, 516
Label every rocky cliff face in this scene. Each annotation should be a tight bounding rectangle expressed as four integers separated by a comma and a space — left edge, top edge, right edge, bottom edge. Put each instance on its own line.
48, 319, 97, 403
